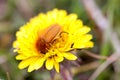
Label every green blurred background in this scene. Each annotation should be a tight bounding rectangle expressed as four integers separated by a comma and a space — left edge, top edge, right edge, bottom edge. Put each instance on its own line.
0, 0, 120, 80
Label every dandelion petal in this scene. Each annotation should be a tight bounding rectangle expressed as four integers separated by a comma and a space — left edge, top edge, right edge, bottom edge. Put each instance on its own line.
46, 58, 54, 70
63, 52, 77, 60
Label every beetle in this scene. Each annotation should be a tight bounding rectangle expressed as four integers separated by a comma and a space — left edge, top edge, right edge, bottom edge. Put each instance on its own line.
36, 24, 62, 54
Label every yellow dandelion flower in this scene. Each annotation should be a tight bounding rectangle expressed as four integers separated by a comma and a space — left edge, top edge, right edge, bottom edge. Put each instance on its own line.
13, 9, 94, 73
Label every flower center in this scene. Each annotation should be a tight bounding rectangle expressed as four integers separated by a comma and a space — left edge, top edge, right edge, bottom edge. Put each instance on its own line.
36, 24, 62, 54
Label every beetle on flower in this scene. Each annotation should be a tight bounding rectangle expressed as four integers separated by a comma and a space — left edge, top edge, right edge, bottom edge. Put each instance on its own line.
13, 9, 93, 72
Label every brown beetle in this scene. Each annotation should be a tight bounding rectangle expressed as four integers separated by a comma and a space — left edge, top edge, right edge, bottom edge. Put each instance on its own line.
36, 24, 62, 54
